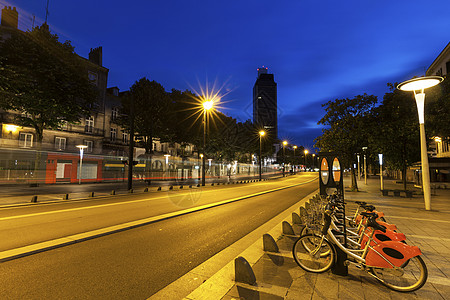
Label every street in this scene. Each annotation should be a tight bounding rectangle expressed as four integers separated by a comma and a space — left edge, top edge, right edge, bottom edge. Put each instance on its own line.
0, 173, 318, 299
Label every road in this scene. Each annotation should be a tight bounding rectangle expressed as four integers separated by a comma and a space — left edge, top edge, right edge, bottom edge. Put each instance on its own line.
0, 173, 318, 299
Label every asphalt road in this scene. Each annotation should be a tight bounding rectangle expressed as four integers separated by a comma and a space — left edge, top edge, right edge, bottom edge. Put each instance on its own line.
0, 174, 318, 299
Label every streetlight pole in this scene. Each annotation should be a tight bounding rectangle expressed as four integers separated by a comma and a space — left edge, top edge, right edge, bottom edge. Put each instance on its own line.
304, 149, 308, 170
76, 145, 87, 184
259, 130, 265, 181
293, 145, 297, 174
379, 153, 384, 191
357, 154, 361, 180
282, 141, 287, 177
202, 100, 213, 186
362, 147, 367, 185
398, 76, 443, 210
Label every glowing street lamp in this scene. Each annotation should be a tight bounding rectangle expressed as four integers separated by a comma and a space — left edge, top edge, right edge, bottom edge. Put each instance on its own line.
76, 145, 88, 184
282, 140, 288, 177
397, 76, 443, 210
304, 149, 308, 170
378, 153, 384, 191
164, 154, 170, 179
362, 147, 368, 185
202, 100, 214, 186
293, 145, 297, 173
259, 130, 265, 181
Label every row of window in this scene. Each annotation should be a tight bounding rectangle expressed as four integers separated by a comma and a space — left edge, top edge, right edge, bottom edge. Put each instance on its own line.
110, 128, 128, 143
18, 133, 94, 153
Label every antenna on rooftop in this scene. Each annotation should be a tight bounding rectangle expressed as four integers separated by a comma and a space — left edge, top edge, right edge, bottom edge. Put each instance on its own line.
44, 0, 49, 23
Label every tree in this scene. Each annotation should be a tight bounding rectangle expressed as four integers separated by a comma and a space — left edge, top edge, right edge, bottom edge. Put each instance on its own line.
425, 75, 450, 139
370, 84, 420, 190
315, 94, 378, 191
0, 24, 98, 144
119, 77, 170, 154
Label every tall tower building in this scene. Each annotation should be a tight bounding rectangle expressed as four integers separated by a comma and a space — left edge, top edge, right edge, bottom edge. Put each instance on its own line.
253, 66, 277, 140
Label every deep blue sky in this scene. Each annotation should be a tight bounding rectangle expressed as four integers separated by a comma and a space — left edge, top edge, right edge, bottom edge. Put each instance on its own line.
3, 0, 450, 151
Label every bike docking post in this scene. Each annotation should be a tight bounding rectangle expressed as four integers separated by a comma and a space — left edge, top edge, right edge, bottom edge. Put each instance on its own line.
318, 152, 348, 276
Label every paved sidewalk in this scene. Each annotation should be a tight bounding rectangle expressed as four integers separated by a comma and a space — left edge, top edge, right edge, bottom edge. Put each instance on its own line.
221, 176, 450, 300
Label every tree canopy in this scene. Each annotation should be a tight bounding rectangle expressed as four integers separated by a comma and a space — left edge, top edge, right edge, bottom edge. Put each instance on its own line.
0, 24, 98, 143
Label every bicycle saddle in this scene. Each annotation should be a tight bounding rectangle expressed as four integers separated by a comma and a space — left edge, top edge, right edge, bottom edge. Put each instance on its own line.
363, 204, 376, 212
366, 216, 387, 233
360, 211, 378, 218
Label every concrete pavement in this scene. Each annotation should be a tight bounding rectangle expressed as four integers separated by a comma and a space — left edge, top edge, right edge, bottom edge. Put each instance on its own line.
181, 175, 450, 299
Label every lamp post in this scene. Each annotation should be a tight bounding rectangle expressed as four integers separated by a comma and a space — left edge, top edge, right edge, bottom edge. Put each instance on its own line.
304, 149, 308, 171
378, 153, 384, 191
76, 145, 88, 184
293, 145, 297, 173
202, 100, 214, 186
362, 147, 368, 185
282, 141, 287, 177
397, 76, 444, 210
164, 154, 170, 180
259, 130, 265, 181
312, 153, 315, 169
357, 154, 361, 180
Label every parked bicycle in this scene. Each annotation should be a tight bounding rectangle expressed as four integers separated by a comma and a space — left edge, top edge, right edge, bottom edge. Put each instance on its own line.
293, 199, 427, 292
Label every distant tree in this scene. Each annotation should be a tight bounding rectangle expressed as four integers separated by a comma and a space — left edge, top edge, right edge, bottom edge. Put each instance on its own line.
315, 94, 378, 191
0, 24, 98, 144
425, 75, 450, 139
370, 83, 420, 190
119, 77, 170, 154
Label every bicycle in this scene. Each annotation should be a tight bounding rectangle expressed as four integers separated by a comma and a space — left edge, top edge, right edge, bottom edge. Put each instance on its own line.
293, 202, 427, 292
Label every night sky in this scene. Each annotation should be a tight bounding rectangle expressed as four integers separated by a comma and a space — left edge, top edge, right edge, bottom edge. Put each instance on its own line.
3, 0, 450, 151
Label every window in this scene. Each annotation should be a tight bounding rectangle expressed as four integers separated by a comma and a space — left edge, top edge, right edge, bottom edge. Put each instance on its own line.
110, 128, 116, 142
55, 137, 66, 150
88, 71, 98, 86
84, 140, 93, 153
122, 132, 129, 144
19, 133, 33, 148
111, 107, 118, 121
85, 117, 94, 133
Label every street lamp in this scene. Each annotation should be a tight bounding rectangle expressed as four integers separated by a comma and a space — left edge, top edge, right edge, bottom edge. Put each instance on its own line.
304, 149, 308, 170
76, 145, 88, 184
202, 100, 214, 186
397, 76, 444, 210
164, 154, 170, 180
362, 147, 368, 185
259, 130, 265, 181
293, 145, 297, 173
378, 153, 384, 191
282, 140, 288, 177
312, 153, 315, 169
357, 154, 361, 180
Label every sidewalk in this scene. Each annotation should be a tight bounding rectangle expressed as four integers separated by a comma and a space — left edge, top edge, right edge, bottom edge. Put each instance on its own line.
220, 176, 450, 300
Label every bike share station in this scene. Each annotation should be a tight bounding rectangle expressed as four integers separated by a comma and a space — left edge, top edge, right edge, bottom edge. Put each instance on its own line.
318, 152, 348, 276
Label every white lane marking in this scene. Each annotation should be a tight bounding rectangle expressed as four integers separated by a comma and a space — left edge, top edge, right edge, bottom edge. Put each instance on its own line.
0, 177, 318, 221
0, 178, 318, 261
387, 215, 450, 224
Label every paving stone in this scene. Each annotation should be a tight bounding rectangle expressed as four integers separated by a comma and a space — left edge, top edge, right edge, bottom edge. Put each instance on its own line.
224, 285, 284, 300
285, 272, 317, 300
251, 254, 295, 288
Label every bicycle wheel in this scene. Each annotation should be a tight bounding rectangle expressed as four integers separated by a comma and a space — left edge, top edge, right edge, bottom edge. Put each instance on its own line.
369, 256, 428, 292
293, 234, 335, 273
